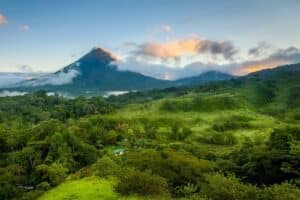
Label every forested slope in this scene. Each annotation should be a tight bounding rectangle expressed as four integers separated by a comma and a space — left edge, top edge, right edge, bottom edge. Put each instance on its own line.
0, 64, 299, 200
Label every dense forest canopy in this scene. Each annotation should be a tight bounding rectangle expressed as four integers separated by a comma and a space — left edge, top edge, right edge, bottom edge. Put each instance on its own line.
0, 65, 300, 200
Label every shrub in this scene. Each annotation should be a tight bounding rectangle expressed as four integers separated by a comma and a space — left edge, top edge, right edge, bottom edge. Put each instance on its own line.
124, 149, 215, 192
115, 170, 169, 197
287, 86, 300, 108
201, 173, 259, 200
169, 125, 192, 141
36, 181, 51, 191
212, 116, 251, 132
197, 131, 237, 145
36, 163, 67, 186
192, 95, 240, 112
102, 130, 119, 145
262, 182, 300, 200
93, 156, 120, 178
161, 100, 192, 112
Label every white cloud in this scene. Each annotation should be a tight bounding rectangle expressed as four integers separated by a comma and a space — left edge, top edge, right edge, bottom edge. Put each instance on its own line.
161, 24, 172, 33
0, 91, 27, 97
19, 25, 30, 32
27, 69, 79, 86
0, 73, 35, 88
16, 65, 34, 73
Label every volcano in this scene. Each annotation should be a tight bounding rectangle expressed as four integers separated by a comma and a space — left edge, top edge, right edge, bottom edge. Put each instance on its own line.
54, 47, 169, 91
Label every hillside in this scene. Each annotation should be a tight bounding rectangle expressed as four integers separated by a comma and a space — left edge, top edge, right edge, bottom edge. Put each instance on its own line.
174, 70, 233, 86
0, 63, 299, 200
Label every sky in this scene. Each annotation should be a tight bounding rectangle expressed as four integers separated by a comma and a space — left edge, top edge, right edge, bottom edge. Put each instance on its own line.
1, 0, 300, 78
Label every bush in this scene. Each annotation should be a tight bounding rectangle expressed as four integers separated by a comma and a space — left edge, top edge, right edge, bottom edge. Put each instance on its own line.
169, 125, 192, 141
201, 173, 259, 200
262, 182, 300, 200
212, 121, 250, 132
197, 131, 237, 145
287, 86, 300, 108
192, 95, 240, 112
36, 163, 67, 186
102, 130, 119, 145
115, 170, 169, 197
161, 100, 192, 112
93, 156, 120, 177
212, 115, 251, 132
36, 181, 51, 191
124, 149, 215, 192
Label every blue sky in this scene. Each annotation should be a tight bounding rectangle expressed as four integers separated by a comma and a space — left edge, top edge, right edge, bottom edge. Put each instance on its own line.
1, 0, 300, 76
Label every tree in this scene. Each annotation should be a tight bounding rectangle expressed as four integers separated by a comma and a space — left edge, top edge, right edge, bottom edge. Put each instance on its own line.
116, 170, 169, 197
36, 163, 67, 186
93, 156, 120, 177
201, 173, 259, 200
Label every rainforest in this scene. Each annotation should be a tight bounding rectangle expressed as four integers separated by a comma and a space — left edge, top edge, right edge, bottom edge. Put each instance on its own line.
0, 64, 299, 200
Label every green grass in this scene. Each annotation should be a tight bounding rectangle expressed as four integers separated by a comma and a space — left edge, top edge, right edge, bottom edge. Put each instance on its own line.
38, 177, 161, 200
38, 177, 118, 200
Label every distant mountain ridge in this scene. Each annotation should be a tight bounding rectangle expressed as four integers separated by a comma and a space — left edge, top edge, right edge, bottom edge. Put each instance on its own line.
174, 70, 233, 86
3, 47, 233, 95
9, 47, 295, 96
246, 63, 300, 78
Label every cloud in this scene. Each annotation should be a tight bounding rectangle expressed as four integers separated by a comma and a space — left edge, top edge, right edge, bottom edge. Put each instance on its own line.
199, 40, 237, 59
117, 46, 300, 79
117, 59, 232, 80
16, 65, 34, 73
116, 58, 178, 79
19, 25, 30, 32
161, 24, 172, 33
134, 37, 237, 60
0, 72, 45, 88
0, 73, 32, 88
0, 91, 27, 97
136, 38, 199, 59
28, 69, 79, 86
235, 46, 300, 74
0, 14, 8, 25
248, 42, 271, 57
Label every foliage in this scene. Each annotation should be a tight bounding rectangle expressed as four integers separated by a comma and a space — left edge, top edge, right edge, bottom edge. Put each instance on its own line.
200, 173, 259, 200
115, 170, 169, 197
93, 156, 120, 178
0, 65, 300, 199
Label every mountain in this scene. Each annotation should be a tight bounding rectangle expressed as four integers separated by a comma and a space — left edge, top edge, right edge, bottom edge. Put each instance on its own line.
50, 48, 171, 91
14, 48, 170, 94
246, 63, 300, 78
173, 70, 233, 86
2, 48, 236, 95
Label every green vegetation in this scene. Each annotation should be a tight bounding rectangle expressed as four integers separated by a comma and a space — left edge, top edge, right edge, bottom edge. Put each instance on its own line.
0, 65, 299, 199
38, 177, 118, 200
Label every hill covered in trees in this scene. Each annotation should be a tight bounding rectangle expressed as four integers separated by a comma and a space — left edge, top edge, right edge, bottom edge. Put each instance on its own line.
0, 63, 299, 200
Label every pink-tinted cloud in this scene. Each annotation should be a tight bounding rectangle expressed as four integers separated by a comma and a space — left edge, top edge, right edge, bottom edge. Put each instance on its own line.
0, 14, 8, 25
118, 46, 300, 79
234, 46, 300, 75
135, 37, 237, 60
234, 59, 288, 75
